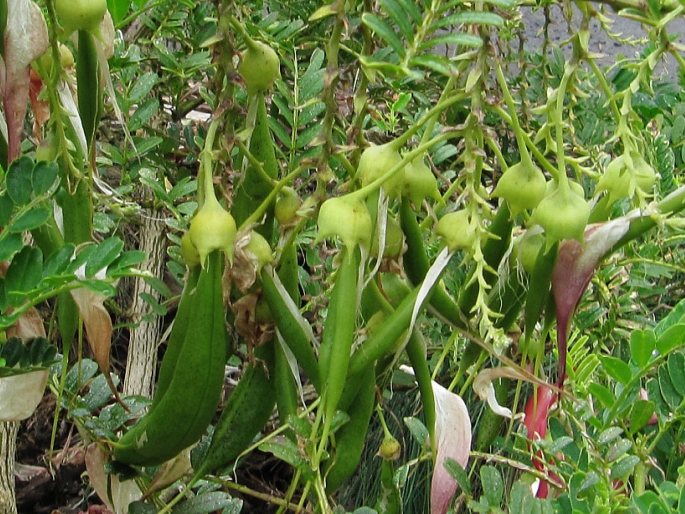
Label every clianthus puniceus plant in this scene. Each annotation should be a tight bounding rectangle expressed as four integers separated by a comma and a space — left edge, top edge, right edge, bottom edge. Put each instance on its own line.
4, 1, 685, 514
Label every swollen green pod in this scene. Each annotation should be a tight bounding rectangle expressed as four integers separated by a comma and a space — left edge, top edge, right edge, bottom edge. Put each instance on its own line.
114, 251, 228, 466
195, 342, 276, 476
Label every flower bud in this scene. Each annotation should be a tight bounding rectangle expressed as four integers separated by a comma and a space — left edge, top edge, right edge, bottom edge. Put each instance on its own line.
492, 159, 546, 216
597, 154, 631, 204
275, 186, 301, 226
188, 196, 237, 265
357, 142, 405, 197
632, 154, 657, 193
436, 210, 477, 252
317, 196, 372, 250
239, 41, 281, 93
530, 182, 590, 244
378, 434, 401, 461
403, 157, 440, 205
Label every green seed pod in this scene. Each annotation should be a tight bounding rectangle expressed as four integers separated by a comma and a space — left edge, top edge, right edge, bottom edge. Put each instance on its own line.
492, 159, 546, 216
317, 196, 372, 251
275, 186, 301, 226
403, 157, 440, 205
55, 0, 108, 35
530, 182, 590, 244
239, 41, 281, 93
597, 154, 631, 204
357, 143, 405, 197
189, 196, 237, 265
436, 210, 477, 252
180, 231, 201, 268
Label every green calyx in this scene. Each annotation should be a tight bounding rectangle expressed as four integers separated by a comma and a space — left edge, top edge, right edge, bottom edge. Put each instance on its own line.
239, 41, 281, 94
514, 229, 545, 274
597, 151, 658, 205
436, 209, 477, 252
55, 0, 108, 35
403, 157, 440, 206
317, 195, 372, 251
188, 195, 237, 265
357, 142, 405, 198
492, 156, 546, 216
530, 181, 590, 244
370, 215, 404, 259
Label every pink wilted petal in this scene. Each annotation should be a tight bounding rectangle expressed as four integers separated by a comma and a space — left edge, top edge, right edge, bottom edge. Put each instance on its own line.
431, 380, 471, 514
523, 384, 559, 498
3, 0, 49, 161
552, 218, 630, 385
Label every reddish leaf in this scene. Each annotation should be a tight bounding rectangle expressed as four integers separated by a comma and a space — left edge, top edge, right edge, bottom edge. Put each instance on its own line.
552, 218, 631, 385
3, 0, 49, 161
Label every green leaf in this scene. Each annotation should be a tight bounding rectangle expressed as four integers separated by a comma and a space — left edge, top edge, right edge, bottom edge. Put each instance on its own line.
656, 324, 685, 355
646, 377, 668, 419
380, 0, 415, 40
362, 13, 405, 57
5, 246, 43, 295
667, 352, 685, 396
43, 244, 76, 277
0, 194, 14, 226
107, 0, 130, 25
85, 237, 125, 277
656, 299, 685, 337
129, 97, 159, 132
31, 160, 59, 195
597, 426, 623, 445
658, 365, 682, 410
599, 355, 632, 384
173, 492, 242, 514
404, 416, 429, 446
9, 207, 50, 232
630, 329, 656, 367
6, 156, 34, 205
108, 250, 147, 275
128, 71, 158, 103
629, 400, 655, 433
588, 383, 615, 408
609, 455, 640, 479
605, 438, 632, 462
419, 33, 483, 52
443, 458, 472, 495
0, 233, 23, 262
409, 55, 456, 76
480, 465, 503, 507
433, 11, 504, 30
259, 438, 309, 474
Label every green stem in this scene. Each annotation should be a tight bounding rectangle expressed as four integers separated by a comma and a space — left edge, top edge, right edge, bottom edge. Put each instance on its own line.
495, 62, 530, 161
199, 116, 223, 207
554, 65, 575, 189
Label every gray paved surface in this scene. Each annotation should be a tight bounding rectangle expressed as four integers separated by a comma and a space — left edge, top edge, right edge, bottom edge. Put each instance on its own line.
519, 4, 685, 76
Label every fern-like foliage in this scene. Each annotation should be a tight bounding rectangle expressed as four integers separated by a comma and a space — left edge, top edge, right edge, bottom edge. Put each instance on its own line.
361, 0, 514, 78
